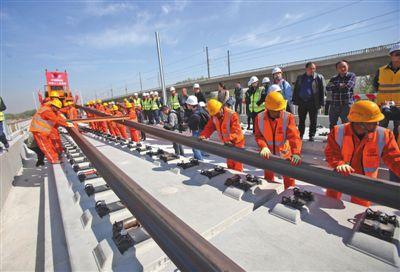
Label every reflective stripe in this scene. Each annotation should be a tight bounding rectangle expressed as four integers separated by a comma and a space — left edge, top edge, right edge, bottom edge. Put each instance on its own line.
335, 124, 345, 149
364, 167, 378, 173
379, 84, 400, 87
376, 127, 385, 156
258, 111, 265, 135
213, 110, 232, 141
258, 111, 287, 147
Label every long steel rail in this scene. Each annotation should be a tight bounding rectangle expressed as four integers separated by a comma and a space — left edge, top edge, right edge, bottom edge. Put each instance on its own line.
79, 106, 400, 209
66, 126, 244, 271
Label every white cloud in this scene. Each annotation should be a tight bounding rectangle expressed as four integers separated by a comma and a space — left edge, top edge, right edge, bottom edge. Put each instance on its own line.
71, 23, 152, 48
283, 12, 304, 21
85, 1, 136, 17
161, 0, 188, 15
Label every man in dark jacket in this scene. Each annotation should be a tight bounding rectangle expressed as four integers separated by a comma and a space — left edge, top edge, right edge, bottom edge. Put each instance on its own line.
244, 86, 254, 130
234, 82, 243, 114
193, 83, 206, 103
293, 62, 325, 141
0, 96, 9, 151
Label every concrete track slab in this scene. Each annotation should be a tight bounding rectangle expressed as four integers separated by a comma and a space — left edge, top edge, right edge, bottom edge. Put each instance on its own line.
208, 186, 399, 271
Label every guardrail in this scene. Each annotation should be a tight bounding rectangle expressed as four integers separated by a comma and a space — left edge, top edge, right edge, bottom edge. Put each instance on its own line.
79, 106, 400, 210
66, 126, 244, 271
3, 119, 30, 142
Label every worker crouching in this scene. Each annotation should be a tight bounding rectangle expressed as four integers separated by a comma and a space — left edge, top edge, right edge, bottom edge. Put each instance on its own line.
254, 92, 302, 189
325, 100, 400, 206
200, 99, 245, 171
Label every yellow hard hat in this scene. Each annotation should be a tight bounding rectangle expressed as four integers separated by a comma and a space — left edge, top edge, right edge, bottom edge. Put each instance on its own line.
97, 99, 102, 104
50, 99, 62, 109
207, 99, 223, 116
103, 102, 108, 106
348, 100, 384, 123
112, 105, 118, 111
124, 98, 128, 102
265, 91, 287, 111
125, 102, 133, 108
49, 91, 59, 98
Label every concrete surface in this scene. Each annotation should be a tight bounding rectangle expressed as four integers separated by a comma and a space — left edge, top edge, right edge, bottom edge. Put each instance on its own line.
0, 135, 25, 209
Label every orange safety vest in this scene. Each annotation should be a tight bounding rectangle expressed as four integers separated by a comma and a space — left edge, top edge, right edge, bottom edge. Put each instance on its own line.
29, 105, 55, 135
376, 65, 400, 105
334, 123, 386, 178
212, 108, 243, 143
257, 110, 291, 159
128, 109, 138, 121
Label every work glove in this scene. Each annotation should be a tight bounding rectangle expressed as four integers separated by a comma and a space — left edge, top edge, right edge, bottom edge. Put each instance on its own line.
336, 163, 355, 176
66, 122, 74, 128
260, 147, 271, 159
224, 141, 234, 147
290, 154, 302, 166
199, 135, 206, 141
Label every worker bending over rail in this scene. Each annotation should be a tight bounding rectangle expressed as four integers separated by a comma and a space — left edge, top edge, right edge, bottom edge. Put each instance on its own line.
325, 100, 400, 206
200, 99, 245, 171
29, 99, 73, 164
254, 92, 302, 189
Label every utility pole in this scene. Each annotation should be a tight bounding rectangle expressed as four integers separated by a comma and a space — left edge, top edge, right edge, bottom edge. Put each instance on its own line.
111, 88, 114, 99
155, 32, 167, 104
125, 85, 128, 96
139, 72, 143, 91
206, 46, 210, 78
227, 50, 231, 76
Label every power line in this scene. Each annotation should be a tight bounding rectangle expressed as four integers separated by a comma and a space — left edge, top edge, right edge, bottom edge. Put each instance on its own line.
208, 0, 364, 51
211, 10, 398, 62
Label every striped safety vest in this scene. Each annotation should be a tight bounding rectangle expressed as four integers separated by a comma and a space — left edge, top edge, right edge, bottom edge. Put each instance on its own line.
29, 105, 55, 135
334, 123, 386, 177
376, 65, 400, 105
257, 110, 291, 158
168, 95, 180, 110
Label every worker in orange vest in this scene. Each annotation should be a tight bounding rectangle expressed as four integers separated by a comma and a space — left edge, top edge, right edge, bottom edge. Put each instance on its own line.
64, 101, 79, 129
29, 99, 73, 164
125, 102, 140, 142
254, 92, 302, 189
200, 99, 245, 171
325, 100, 400, 206
95, 99, 108, 133
111, 105, 124, 139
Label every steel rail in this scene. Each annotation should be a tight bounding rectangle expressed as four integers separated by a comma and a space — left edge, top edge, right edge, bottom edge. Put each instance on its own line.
68, 116, 127, 123
80, 106, 400, 209
66, 126, 244, 272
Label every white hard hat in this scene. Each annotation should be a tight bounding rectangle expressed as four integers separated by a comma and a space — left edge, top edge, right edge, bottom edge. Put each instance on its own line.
389, 43, 400, 54
262, 77, 270, 84
199, 101, 206, 107
149, 91, 154, 95
134, 93, 138, 96
169, 86, 176, 91
268, 84, 282, 93
272, 67, 282, 74
193, 83, 200, 88
143, 92, 148, 96
154, 91, 158, 95
248, 76, 259, 86
186, 95, 198, 106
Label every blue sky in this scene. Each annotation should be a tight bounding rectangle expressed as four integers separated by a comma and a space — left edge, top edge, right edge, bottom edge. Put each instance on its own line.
1, 0, 399, 113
